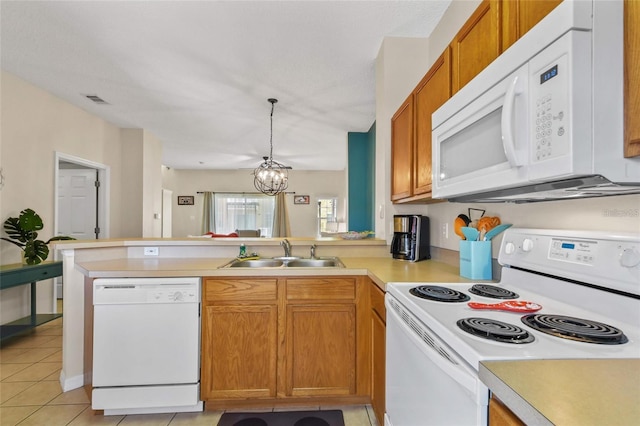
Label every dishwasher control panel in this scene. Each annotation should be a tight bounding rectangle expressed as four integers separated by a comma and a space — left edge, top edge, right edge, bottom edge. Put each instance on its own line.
93, 278, 200, 305
149, 287, 198, 303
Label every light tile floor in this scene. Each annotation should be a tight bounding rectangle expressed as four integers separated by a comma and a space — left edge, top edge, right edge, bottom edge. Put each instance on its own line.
1, 309, 376, 426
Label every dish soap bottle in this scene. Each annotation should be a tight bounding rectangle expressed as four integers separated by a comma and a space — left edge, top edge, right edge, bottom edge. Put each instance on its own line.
239, 243, 247, 258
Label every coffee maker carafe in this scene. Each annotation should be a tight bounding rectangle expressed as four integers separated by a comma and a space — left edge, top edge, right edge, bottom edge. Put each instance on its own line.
391, 215, 430, 262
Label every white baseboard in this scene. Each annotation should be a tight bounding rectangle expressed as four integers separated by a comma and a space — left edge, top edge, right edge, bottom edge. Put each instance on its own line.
59, 370, 84, 392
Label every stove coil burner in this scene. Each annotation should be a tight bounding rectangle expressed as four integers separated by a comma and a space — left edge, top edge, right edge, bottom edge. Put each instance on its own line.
457, 317, 535, 344
469, 284, 519, 299
409, 285, 470, 303
521, 314, 628, 345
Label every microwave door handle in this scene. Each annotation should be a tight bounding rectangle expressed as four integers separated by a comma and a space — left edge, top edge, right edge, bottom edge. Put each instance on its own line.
501, 75, 524, 167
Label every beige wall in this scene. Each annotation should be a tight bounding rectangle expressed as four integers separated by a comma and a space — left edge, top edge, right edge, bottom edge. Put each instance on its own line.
0, 71, 163, 322
142, 130, 164, 237
374, 0, 640, 252
162, 169, 347, 238
375, 37, 430, 240
120, 129, 144, 237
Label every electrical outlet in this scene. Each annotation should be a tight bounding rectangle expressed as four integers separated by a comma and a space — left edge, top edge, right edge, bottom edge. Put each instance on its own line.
144, 247, 159, 256
441, 223, 449, 240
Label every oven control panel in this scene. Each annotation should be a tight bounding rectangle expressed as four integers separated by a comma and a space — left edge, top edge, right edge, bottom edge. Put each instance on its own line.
499, 228, 640, 297
549, 238, 598, 265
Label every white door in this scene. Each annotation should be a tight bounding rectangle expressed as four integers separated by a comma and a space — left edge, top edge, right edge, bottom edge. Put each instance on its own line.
58, 169, 98, 240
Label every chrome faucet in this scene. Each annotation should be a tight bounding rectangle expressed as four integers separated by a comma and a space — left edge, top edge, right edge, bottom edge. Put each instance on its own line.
310, 244, 317, 259
281, 239, 292, 257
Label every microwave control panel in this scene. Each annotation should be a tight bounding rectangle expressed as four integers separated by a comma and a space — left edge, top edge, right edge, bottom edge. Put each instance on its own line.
532, 53, 569, 163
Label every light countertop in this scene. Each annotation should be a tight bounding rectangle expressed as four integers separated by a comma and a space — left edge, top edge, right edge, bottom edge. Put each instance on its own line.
480, 359, 640, 425
75, 256, 469, 290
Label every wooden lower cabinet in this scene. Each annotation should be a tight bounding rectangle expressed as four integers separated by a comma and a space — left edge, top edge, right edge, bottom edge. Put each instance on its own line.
489, 396, 525, 426
201, 276, 370, 407
200, 278, 279, 400
370, 283, 386, 426
284, 304, 356, 396
201, 304, 278, 399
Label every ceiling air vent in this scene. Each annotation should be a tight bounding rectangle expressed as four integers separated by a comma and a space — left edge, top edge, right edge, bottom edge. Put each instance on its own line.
84, 94, 109, 105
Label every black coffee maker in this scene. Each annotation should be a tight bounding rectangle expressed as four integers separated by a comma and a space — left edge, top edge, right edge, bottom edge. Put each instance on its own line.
391, 215, 430, 262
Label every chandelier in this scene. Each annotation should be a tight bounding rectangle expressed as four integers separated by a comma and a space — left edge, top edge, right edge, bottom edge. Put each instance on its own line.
253, 98, 289, 196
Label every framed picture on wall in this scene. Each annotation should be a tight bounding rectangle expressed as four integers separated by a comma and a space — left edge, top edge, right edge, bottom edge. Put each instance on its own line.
177, 195, 194, 205
294, 195, 310, 205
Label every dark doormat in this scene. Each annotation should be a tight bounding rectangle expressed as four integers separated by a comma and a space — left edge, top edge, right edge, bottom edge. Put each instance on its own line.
217, 410, 344, 426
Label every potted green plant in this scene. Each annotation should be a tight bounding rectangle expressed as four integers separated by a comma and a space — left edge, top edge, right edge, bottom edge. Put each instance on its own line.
1, 208, 75, 265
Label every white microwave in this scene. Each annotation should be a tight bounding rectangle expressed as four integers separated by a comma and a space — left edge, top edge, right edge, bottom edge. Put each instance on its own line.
432, 0, 640, 203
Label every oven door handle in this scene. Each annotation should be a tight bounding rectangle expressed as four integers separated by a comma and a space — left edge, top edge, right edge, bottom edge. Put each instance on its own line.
386, 299, 479, 397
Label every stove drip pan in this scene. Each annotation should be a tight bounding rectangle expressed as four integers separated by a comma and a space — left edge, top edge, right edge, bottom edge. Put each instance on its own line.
457, 317, 535, 344
469, 284, 519, 299
521, 314, 628, 345
410, 285, 470, 302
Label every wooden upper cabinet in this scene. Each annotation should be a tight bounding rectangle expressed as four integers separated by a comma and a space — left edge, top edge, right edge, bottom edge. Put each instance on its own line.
625, 0, 640, 157
413, 49, 451, 196
451, 0, 502, 94
502, 0, 563, 51
391, 95, 414, 200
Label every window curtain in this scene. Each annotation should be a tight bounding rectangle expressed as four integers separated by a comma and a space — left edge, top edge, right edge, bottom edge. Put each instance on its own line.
271, 192, 291, 237
201, 192, 215, 234
213, 193, 275, 235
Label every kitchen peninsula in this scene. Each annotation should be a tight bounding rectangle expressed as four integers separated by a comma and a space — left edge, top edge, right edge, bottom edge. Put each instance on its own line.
53, 236, 464, 395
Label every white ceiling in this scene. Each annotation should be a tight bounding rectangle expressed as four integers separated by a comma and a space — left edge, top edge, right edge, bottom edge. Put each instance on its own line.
1, 0, 451, 171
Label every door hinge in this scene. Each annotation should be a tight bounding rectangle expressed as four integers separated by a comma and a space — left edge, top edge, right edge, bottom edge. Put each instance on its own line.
95, 180, 101, 188
95, 227, 101, 234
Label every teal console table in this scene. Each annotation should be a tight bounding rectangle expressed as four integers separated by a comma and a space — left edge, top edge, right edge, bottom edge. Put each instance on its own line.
0, 261, 63, 341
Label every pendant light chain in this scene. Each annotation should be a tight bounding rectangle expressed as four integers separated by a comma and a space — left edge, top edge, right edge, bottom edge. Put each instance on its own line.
253, 98, 289, 196
268, 98, 275, 162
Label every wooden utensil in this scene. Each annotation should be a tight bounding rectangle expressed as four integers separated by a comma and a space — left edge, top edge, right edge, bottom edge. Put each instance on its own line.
467, 300, 542, 313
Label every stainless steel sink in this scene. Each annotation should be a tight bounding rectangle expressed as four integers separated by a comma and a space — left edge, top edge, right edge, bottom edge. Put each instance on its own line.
222, 257, 343, 268
226, 259, 284, 268
286, 258, 343, 268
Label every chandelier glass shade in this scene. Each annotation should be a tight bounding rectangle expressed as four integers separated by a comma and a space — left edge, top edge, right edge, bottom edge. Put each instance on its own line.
253, 98, 289, 195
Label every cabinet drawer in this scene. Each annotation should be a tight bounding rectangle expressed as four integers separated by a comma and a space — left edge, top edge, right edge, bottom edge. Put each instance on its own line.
286, 277, 356, 301
370, 284, 386, 321
204, 278, 278, 302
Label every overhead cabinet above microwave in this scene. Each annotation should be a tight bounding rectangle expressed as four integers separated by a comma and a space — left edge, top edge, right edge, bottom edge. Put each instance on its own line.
432, 0, 640, 203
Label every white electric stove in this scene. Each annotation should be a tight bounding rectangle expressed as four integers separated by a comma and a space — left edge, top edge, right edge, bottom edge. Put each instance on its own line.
385, 228, 640, 426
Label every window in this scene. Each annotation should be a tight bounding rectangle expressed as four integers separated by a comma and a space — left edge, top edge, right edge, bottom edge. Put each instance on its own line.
214, 193, 275, 237
317, 197, 338, 234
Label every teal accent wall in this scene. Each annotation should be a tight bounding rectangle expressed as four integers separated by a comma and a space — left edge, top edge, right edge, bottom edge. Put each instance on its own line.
347, 122, 375, 232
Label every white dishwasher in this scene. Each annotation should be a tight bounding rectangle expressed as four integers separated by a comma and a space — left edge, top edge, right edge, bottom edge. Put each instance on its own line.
92, 277, 202, 415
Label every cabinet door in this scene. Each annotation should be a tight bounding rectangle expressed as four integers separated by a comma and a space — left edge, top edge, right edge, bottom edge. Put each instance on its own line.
370, 285, 386, 426
201, 304, 278, 399
413, 49, 451, 196
451, 0, 502, 94
489, 396, 525, 426
391, 95, 414, 200
502, 0, 562, 51
625, 0, 640, 157
284, 304, 356, 397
